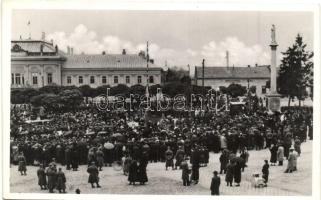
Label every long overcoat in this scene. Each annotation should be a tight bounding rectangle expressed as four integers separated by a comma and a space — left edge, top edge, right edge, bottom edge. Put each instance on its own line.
87, 165, 99, 183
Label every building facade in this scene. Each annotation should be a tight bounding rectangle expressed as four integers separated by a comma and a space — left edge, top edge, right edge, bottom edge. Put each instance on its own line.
194, 66, 271, 97
11, 40, 162, 89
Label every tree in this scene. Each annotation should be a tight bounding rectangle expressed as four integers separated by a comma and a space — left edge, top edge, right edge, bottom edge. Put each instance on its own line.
278, 34, 313, 106
249, 86, 257, 94
39, 84, 62, 94
59, 89, 83, 110
11, 88, 41, 104
226, 83, 247, 98
129, 84, 145, 96
79, 85, 95, 103
149, 84, 162, 96
110, 84, 129, 96
96, 85, 111, 96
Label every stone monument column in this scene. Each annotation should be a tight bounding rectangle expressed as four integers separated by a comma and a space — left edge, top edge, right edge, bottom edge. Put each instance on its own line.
267, 24, 281, 113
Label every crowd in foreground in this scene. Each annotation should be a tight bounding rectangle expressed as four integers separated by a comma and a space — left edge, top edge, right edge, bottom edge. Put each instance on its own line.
10, 104, 312, 195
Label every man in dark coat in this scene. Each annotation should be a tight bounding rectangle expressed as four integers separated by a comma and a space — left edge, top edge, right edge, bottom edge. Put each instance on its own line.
56, 168, 66, 193
181, 158, 190, 186
64, 146, 71, 170
190, 146, 200, 184
37, 164, 47, 190
17, 152, 27, 175
225, 161, 234, 187
234, 161, 242, 186
262, 160, 269, 185
174, 146, 185, 170
70, 145, 79, 171
165, 146, 174, 170
210, 171, 221, 195
219, 150, 229, 174
46, 164, 57, 193
128, 160, 138, 185
269, 144, 278, 166
137, 160, 148, 185
87, 162, 101, 188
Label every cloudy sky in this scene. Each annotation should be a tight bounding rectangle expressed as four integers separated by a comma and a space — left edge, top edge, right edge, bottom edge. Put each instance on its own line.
12, 10, 313, 70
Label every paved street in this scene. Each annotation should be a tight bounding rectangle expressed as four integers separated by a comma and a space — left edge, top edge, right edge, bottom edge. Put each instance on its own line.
10, 141, 312, 195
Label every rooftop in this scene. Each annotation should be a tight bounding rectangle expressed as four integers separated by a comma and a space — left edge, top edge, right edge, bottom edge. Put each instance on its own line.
64, 54, 159, 69
195, 66, 271, 79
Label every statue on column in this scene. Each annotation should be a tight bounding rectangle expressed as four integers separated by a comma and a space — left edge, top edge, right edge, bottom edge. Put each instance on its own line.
271, 24, 276, 44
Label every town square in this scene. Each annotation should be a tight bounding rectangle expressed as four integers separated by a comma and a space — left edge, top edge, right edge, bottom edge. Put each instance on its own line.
5, 7, 317, 198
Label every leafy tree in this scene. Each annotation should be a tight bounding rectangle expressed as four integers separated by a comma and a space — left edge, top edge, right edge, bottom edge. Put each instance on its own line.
79, 85, 94, 103
129, 84, 145, 96
149, 84, 162, 96
11, 88, 41, 104
59, 89, 83, 110
249, 86, 257, 94
162, 81, 187, 97
219, 86, 228, 94
226, 83, 247, 98
96, 85, 111, 95
180, 75, 191, 85
39, 84, 62, 94
110, 84, 129, 96
278, 34, 313, 106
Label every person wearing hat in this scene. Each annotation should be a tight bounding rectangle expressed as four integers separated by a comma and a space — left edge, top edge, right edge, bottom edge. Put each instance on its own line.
17, 152, 27, 175
37, 164, 47, 190
87, 162, 101, 188
165, 146, 174, 170
210, 171, 221, 195
96, 147, 104, 171
285, 148, 296, 173
180, 156, 190, 186
174, 146, 185, 170
56, 168, 66, 193
277, 144, 284, 166
46, 164, 57, 193
262, 160, 269, 185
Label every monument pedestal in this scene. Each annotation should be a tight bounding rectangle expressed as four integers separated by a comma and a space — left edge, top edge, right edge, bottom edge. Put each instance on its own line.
266, 92, 281, 113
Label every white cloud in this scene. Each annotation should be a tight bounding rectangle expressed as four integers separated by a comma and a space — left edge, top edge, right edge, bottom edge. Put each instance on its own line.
47, 24, 270, 69
201, 37, 270, 67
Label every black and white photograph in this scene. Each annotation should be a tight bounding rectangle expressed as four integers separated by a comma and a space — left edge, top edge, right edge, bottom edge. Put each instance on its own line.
1, 0, 321, 199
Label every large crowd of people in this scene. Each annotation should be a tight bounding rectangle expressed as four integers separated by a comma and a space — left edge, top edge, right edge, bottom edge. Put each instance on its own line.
10, 103, 313, 194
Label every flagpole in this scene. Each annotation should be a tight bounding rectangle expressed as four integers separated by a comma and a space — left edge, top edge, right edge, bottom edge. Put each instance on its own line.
27, 21, 31, 39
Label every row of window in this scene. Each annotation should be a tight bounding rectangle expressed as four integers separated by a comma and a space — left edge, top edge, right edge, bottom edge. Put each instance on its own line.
11, 73, 53, 85
11, 73, 25, 85
67, 75, 154, 85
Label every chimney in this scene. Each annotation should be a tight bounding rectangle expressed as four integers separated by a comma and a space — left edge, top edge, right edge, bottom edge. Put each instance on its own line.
122, 49, 126, 55
20, 35, 22, 40
67, 46, 70, 55
255, 63, 258, 67
55, 45, 58, 54
102, 51, 106, 55
41, 32, 46, 41
70, 47, 73, 55
247, 65, 251, 68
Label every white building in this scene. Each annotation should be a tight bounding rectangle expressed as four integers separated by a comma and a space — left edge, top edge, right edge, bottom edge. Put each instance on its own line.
11, 39, 162, 89
194, 66, 271, 97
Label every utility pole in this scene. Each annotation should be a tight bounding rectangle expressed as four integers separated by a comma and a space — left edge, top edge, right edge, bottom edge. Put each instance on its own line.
226, 51, 229, 67
202, 59, 205, 95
